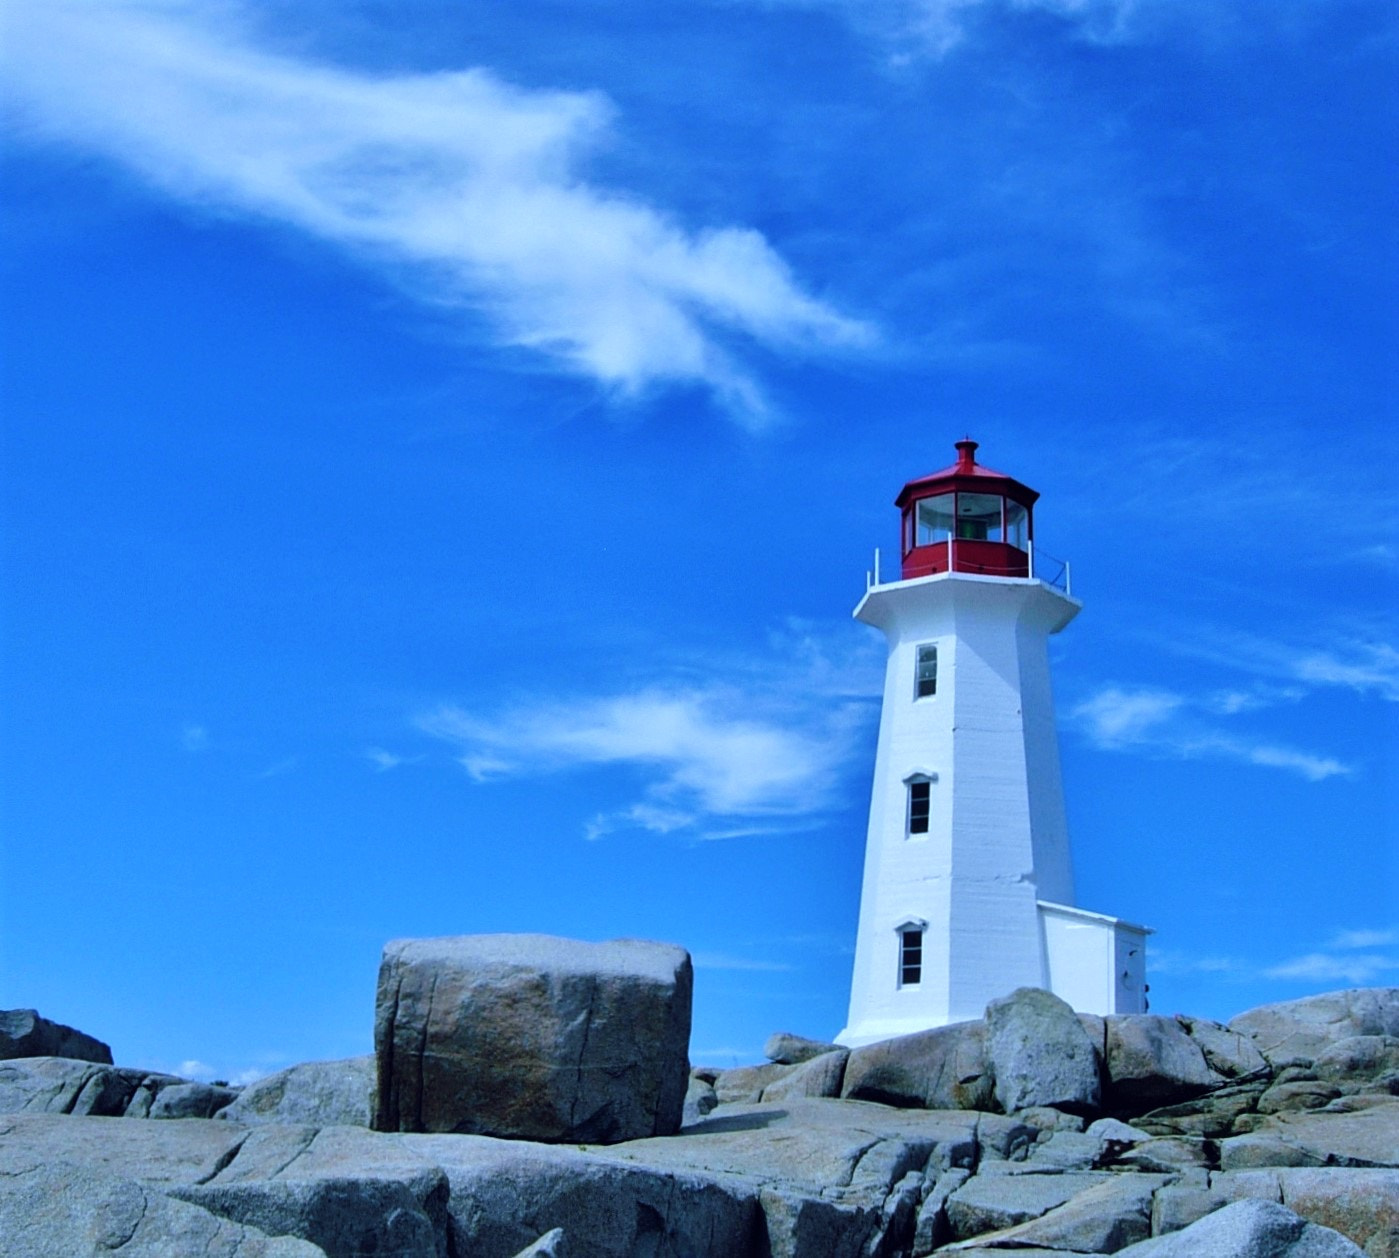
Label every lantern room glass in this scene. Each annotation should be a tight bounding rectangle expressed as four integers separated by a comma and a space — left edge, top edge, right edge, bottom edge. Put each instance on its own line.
957, 492, 1003, 542
1005, 499, 1028, 549
915, 494, 954, 546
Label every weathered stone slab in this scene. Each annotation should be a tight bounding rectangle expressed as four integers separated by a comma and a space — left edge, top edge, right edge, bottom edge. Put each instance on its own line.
986, 987, 1102, 1115
1176, 1015, 1269, 1080
1117, 1198, 1365, 1256
1313, 1036, 1399, 1088
373, 934, 692, 1143
1256, 1098, 1399, 1168
914, 1166, 970, 1255
765, 1032, 842, 1065
219, 1057, 373, 1127
1229, 989, 1399, 1069
150, 1080, 239, 1119
1273, 1167, 1399, 1257
165, 1124, 457, 1257
945, 1170, 1113, 1240
760, 1050, 847, 1102
841, 1020, 994, 1111
1104, 1016, 1218, 1111
0, 1112, 249, 1186
0, 1008, 112, 1064
947, 1172, 1168, 1252
0, 1161, 325, 1258
715, 1061, 795, 1104
398, 1131, 765, 1258
1134, 1078, 1268, 1139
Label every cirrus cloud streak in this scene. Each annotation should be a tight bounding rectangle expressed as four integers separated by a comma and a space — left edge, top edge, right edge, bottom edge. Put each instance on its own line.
3, 0, 871, 422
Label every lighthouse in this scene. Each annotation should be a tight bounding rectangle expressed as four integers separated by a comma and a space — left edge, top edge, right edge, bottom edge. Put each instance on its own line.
837, 439, 1149, 1048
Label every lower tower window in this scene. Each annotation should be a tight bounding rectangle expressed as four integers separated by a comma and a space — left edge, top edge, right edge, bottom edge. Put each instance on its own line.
908, 779, 931, 834
899, 928, 923, 986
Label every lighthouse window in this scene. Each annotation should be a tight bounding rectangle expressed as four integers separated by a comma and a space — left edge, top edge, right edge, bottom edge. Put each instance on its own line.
914, 644, 938, 698
957, 492, 1003, 543
1005, 499, 1028, 550
908, 779, 931, 834
915, 494, 954, 546
900, 929, 923, 986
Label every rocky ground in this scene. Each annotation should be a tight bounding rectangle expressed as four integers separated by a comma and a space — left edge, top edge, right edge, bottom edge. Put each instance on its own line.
0, 949, 1395, 1257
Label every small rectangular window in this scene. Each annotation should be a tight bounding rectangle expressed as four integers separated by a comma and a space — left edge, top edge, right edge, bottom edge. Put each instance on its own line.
900, 929, 923, 986
908, 780, 931, 834
914, 644, 937, 698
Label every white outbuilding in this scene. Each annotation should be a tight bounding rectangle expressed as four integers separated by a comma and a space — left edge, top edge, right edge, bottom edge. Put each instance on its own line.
836, 440, 1149, 1049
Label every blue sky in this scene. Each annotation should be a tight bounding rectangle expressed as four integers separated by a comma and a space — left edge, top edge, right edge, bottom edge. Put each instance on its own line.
1, 0, 1395, 1080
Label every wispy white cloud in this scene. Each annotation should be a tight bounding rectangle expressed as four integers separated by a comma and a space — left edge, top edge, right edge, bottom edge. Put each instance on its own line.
1266, 926, 1399, 984
1071, 683, 1350, 780
2, 0, 871, 423
421, 683, 867, 840
254, 756, 298, 779
1157, 632, 1399, 706
418, 624, 876, 839
757, 0, 1231, 61
1146, 949, 1250, 978
1328, 928, 1399, 950
1264, 952, 1399, 986
1153, 926, 1399, 988
180, 723, 209, 752
365, 747, 422, 773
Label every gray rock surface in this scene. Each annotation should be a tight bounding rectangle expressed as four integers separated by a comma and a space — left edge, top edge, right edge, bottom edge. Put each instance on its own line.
714, 1060, 795, 1104
0, 1008, 113, 1064
948, 1172, 1168, 1252
914, 1167, 970, 1255
0, 1161, 326, 1258
1176, 1015, 1269, 1080
398, 1131, 764, 1258
842, 1019, 994, 1111
1210, 1168, 1399, 1256
172, 1125, 452, 1258
1230, 989, 1399, 1069
1104, 1015, 1219, 1109
682, 1073, 718, 1126
765, 1031, 841, 1065
760, 1049, 847, 1102
1313, 1036, 1399, 1088
150, 1080, 239, 1119
219, 1057, 374, 1127
986, 987, 1102, 1115
373, 934, 692, 1143
1246, 1098, 1399, 1168
945, 1170, 1113, 1239
1117, 1198, 1365, 1256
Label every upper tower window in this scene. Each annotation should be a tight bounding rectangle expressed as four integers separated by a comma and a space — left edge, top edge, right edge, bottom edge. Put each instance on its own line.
915, 644, 938, 698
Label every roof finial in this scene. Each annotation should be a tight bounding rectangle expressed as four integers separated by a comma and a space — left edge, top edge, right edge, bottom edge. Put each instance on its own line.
954, 437, 979, 472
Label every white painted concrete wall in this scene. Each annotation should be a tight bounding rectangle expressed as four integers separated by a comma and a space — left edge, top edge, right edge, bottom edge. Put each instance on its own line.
1040, 902, 1151, 1016
836, 568, 1154, 1045
837, 572, 1084, 1046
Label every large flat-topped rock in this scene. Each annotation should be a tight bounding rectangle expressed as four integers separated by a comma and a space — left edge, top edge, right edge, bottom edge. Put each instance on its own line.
0, 1009, 112, 1065
373, 934, 692, 1144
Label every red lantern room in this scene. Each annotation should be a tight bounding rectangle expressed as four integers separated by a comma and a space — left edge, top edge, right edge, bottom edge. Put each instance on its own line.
895, 439, 1038, 580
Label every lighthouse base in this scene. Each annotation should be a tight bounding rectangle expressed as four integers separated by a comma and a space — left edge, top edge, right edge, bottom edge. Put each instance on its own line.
835, 901, 1150, 1048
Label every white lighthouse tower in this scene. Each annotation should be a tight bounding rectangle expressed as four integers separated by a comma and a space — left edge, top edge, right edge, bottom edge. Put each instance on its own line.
837, 439, 1149, 1048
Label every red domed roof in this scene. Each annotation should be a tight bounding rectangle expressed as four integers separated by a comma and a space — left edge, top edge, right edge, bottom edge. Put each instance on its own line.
894, 439, 1039, 509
